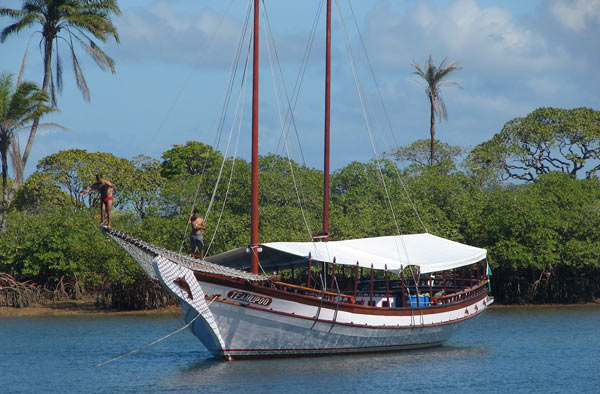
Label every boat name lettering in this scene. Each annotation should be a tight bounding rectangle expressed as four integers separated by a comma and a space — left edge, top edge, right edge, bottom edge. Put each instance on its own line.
227, 290, 272, 306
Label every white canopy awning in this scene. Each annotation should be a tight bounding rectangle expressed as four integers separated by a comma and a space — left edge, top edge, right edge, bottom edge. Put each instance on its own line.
206, 233, 486, 274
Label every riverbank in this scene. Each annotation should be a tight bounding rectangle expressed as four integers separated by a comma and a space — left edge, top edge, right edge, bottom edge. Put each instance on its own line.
0, 299, 182, 317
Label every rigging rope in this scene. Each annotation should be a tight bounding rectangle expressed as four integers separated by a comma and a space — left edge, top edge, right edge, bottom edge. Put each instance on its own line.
205, 43, 249, 257
262, 4, 315, 242
143, 0, 236, 157
334, 0, 410, 268
269, 0, 324, 166
263, 0, 325, 231
178, 1, 254, 256
346, 0, 428, 233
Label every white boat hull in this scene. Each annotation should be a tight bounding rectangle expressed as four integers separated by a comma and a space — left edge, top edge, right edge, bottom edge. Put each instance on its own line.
154, 256, 492, 360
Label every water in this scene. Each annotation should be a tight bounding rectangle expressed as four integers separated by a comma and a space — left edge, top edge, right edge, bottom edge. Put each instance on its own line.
1, 306, 599, 393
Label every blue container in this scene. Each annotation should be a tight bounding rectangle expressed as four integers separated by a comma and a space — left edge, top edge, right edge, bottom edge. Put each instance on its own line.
407, 295, 429, 307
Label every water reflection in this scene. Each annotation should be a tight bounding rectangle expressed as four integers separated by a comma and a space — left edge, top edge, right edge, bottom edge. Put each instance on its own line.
3, 306, 599, 394
173, 344, 491, 387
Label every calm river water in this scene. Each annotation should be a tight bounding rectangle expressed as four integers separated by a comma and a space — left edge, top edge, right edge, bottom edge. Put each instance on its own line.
1, 305, 599, 393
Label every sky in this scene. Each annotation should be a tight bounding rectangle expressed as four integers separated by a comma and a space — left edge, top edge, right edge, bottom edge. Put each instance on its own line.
1, 0, 599, 179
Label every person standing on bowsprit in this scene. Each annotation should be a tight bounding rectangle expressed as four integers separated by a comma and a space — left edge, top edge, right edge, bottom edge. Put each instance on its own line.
80, 174, 115, 228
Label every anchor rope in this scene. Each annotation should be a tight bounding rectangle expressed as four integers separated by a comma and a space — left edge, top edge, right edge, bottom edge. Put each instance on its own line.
96, 296, 218, 367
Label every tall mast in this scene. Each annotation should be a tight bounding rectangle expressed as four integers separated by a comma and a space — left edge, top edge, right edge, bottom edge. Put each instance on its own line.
250, 0, 260, 274
322, 0, 332, 241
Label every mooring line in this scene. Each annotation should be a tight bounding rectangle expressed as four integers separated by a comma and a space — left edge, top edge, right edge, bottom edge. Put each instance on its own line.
97, 296, 218, 367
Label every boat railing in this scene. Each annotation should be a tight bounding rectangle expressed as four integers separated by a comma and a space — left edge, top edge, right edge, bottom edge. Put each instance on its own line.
432, 279, 489, 305
271, 281, 356, 304
268, 277, 487, 309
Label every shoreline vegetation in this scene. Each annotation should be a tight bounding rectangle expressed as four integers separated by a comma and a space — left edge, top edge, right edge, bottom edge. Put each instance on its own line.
3, 140, 600, 308
0, 299, 182, 317
1, 1, 599, 315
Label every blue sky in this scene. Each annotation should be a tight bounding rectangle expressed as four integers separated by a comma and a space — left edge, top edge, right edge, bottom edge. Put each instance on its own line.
1, 0, 599, 178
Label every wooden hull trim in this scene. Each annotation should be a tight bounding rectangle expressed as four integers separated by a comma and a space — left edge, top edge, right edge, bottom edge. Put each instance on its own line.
194, 271, 491, 317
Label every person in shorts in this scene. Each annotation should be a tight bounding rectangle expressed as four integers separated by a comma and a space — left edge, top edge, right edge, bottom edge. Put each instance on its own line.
188, 209, 206, 259
80, 174, 115, 228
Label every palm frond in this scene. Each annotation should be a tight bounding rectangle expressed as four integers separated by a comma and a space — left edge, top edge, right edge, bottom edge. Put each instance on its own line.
56, 43, 64, 95
16, 35, 34, 86
0, 8, 22, 18
72, 32, 115, 73
70, 47, 90, 102
3, 0, 120, 106
0, 15, 36, 43
412, 55, 462, 120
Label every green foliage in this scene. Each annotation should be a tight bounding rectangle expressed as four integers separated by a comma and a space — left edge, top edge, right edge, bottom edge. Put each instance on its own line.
119, 155, 164, 219
471, 172, 600, 271
160, 141, 223, 179
466, 107, 600, 183
11, 172, 69, 212
0, 73, 55, 204
4, 135, 600, 304
390, 139, 463, 171
0, 209, 140, 288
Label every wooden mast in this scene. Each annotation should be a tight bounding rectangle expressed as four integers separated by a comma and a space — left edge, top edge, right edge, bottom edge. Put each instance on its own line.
250, 0, 260, 274
322, 0, 332, 241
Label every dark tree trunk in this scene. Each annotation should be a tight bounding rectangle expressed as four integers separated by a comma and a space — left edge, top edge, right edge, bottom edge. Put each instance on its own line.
429, 94, 436, 166
97, 278, 177, 310
490, 266, 600, 304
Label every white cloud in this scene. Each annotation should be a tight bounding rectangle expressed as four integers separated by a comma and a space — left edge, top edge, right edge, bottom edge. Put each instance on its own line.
111, 2, 243, 66
551, 0, 600, 32
366, 0, 568, 75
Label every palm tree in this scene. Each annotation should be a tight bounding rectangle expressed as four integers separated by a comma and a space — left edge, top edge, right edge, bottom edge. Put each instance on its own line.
0, 73, 55, 205
412, 55, 462, 166
0, 0, 121, 188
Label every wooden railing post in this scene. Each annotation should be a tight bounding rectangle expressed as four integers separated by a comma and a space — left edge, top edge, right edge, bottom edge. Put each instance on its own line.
353, 261, 359, 300
385, 264, 390, 308
442, 270, 446, 298
330, 257, 336, 292
401, 265, 405, 307
453, 268, 457, 293
307, 252, 312, 289
370, 263, 374, 307
470, 265, 473, 287
429, 272, 433, 301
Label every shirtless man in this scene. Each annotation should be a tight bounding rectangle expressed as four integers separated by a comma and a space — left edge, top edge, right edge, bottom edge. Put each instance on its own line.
188, 209, 206, 259
80, 174, 115, 228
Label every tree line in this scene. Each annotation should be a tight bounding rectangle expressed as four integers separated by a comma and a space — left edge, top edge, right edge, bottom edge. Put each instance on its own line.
1, 136, 600, 307
2, 2, 600, 308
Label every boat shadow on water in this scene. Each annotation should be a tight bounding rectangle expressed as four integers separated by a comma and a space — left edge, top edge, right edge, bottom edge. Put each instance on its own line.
175, 344, 491, 383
